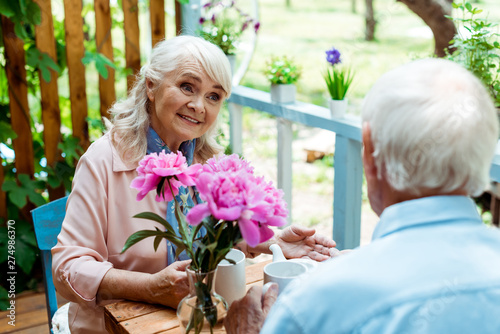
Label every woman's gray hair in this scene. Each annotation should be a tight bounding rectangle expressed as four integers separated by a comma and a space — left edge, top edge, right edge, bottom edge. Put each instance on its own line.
108, 35, 232, 165
362, 58, 499, 197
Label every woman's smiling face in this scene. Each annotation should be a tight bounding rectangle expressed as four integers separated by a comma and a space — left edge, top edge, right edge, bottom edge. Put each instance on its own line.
147, 61, 226, 152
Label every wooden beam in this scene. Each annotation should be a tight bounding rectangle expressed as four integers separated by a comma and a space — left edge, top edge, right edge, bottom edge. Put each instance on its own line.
63, 0, 90, 150
175, 0, 182, 36
1, 16, 34, 177
122, 0, 140, 92
34, 0, 66, 200
150, 0, 165, 47
95, 0, 116, 120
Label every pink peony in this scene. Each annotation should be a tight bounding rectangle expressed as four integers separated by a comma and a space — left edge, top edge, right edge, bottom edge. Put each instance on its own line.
186, 167, 288, 247
131, 151, 202, 202
202, 154, 254, 174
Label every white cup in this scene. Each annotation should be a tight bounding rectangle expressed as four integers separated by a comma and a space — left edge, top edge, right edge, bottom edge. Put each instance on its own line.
263, 261, 307, 294
215, 249, 246, 305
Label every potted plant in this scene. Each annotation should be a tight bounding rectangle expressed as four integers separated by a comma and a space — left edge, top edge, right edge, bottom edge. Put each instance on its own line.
445, 0, 500, 107
264, 55, 301, 104
199, 1, 260, 63
323, 47, 354, 118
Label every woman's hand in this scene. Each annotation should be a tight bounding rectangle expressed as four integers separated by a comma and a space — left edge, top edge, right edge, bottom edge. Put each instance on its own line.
98, 259, 191, 309
276, 225, 336, 261
148, 260, 191, 308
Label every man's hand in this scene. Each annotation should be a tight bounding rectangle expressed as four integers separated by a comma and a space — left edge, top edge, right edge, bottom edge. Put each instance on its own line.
276, 225, 337, 261
224, 283, 279, 334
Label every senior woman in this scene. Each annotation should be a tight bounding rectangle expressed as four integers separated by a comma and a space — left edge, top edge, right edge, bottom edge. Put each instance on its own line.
52, 35, 336, 334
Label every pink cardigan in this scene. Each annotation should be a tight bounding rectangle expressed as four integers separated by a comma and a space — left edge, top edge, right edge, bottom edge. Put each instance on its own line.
52, 133, 169, 334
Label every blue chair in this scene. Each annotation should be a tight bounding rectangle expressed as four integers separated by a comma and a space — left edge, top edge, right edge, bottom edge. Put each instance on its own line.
31, 195, 68, 332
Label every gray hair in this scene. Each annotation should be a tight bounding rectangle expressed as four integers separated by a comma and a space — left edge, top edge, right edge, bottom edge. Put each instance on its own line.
362, 58, 499, 197
109, 35, 232, 165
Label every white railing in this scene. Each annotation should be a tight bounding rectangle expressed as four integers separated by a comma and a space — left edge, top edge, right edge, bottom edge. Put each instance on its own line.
228, 86, 363, 250
228, 85, 500, 250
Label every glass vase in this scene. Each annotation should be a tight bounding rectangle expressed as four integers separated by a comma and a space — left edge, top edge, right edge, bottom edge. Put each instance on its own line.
177, 267, 228, 334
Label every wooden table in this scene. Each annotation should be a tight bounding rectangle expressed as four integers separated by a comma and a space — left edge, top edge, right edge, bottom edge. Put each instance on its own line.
104, 260, 270, 334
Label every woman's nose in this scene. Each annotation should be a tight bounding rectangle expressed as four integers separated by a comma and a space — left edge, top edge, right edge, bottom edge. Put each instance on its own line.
187, 96, 205, 113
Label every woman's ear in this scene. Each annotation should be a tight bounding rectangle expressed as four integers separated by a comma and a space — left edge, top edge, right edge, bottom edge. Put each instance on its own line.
146, 78, 155, 102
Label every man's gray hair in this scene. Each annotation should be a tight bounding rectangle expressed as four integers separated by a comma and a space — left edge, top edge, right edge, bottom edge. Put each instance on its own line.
362, 58, 499, 196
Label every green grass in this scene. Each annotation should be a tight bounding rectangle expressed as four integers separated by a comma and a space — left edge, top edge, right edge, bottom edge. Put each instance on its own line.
238, 0, 500, 114
232, 0, 500, 228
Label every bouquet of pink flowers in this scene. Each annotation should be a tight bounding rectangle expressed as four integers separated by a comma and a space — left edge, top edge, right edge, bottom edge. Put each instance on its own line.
122, 152, 287, 333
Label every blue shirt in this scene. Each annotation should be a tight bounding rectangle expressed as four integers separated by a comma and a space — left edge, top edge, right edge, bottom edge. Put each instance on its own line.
261, 196, 500, 333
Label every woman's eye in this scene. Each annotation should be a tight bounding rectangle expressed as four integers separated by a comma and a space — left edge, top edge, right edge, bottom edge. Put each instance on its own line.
208, 94, 220, 102
181, 83, 193, 92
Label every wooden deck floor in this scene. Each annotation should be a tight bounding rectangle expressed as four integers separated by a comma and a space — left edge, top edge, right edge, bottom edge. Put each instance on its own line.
0, 290, 67, 334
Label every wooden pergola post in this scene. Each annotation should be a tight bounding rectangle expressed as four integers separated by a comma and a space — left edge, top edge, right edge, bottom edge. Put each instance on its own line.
34, 0, 66, 200
2, 15, 35, 220
123, 0, 141, 93
63, 0, 90, 151
95, 0, 116, 120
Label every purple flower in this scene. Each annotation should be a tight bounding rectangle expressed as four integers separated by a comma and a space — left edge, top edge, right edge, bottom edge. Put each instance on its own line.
199, 17, 205, 24
203, 2, 212, 8
211, 14, 216, 24
254, 22, 260, 33
241, 21, 248, 32
326, 47, 341, 66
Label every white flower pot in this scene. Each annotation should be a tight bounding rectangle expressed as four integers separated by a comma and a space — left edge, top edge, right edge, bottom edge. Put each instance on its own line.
270, 84, 296, 104
329, 98, 348, 118
226, 54, 236, 77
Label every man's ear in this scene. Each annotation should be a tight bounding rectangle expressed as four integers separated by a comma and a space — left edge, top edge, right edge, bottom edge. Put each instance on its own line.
362, 122, 376, 177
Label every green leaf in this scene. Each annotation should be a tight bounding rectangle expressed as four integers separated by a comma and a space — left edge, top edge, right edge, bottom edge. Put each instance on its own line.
177, 0, 190, 5
465, 2, 472, 12
0, 1, 16, 17
0, 227, 8, 263
186, 307, 204, 334
0, 121, 18, 143
26, 47, 60, 82
13, 21, 28, 40
19, 0, 27, 15
122, 230, 171, 253
133, 212, 177, 235
153, 235, 162, 252
81, 50, 95, 65
95, 53, 116, 79
58, 135, 82, 166
15, 239, 37, 274
39, 53, 60, 82
2, 174, 46, 208
175, 244, 187, 260
0, 285, 9, 310
16, 219, 38, 248
26, 1, 41, 25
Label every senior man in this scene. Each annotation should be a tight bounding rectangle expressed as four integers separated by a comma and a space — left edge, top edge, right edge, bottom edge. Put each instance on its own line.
225, 58, 500, 333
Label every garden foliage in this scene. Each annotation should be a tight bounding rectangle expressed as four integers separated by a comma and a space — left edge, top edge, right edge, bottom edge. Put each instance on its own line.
0, 0, 125, 307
